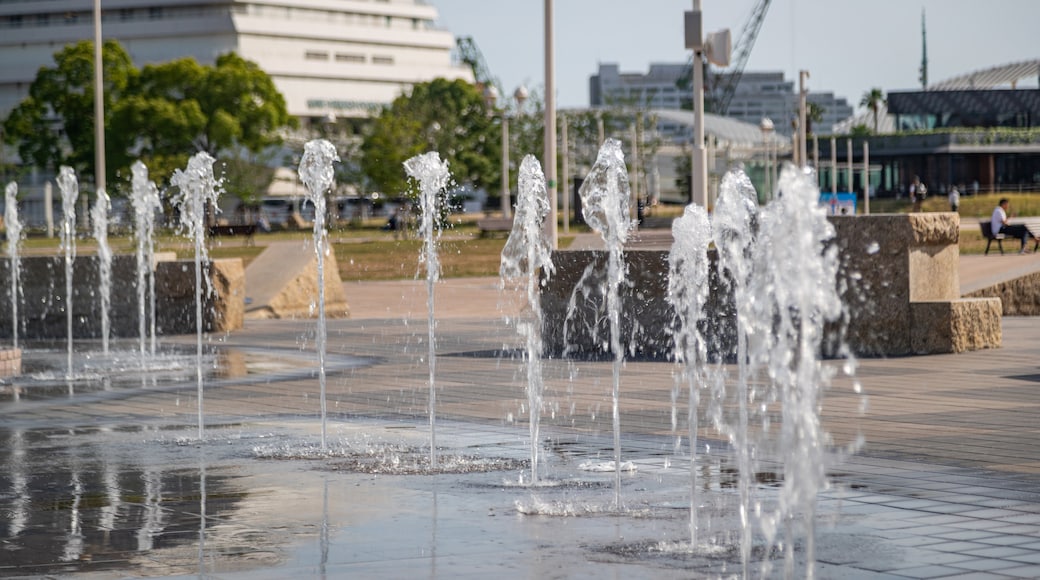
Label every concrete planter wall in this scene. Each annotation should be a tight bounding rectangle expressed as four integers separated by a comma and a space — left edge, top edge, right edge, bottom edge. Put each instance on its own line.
0, 255, 243, 340
541, 213, 1001, 359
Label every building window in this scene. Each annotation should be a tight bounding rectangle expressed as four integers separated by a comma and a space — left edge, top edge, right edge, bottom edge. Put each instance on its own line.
335, 53, 365, 63
149, 7, 163, 20
305, 51, 329, 61
372, 56, 394, 65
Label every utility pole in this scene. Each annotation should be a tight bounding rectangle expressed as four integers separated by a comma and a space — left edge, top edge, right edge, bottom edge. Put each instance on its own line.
93, 0, 106, 195
543, 0, 557, 248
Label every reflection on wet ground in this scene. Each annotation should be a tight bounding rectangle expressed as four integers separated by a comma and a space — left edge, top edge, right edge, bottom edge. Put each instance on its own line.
0, 342, 368, 404
4, 317, 1040, 578
1, 418, 784, 578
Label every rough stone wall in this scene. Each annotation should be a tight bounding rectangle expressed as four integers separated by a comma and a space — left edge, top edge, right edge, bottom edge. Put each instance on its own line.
965, 271, 1040, 316
542, 213, 1000, 359
0, 256, 243, 339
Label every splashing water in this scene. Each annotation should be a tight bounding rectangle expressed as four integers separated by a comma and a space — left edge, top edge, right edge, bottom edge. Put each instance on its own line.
403, 151, 451, 469
577, 138, 634, 509
130, 161, 162, 359
666, 202, 711, 547
501, 155, 555, 484
56, 166, 78, 379
5, 182, 23, 349
298, 139, 340, 451
169, 152, 221, 441
91, 188, 112, 354
711, 169, 759, 576
749, 165, 842, 579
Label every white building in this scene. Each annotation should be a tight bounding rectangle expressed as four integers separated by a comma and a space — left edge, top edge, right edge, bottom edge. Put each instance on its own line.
0, 0, 473, 124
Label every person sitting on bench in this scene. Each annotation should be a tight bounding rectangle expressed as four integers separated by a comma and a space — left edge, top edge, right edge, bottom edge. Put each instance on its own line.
991, 198, 1033, 254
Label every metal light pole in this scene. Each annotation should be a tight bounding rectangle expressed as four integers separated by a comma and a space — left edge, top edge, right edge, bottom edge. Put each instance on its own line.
863, 141, 870, 215
686, 1, 708, 208
544, 0, 557, 248
760, 117, 774, 198
798, 70, 809, 169
561, 112, 569, 234
93, 0, 106, 194
500, 108, 510, 218
495, 86, 528, 220
830, 136, 837, 193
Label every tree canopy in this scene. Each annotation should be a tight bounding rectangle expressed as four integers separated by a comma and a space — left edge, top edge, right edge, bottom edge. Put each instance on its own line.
360, 78, 498, 197
2, 40, 134, 184
3, 40, 295, 190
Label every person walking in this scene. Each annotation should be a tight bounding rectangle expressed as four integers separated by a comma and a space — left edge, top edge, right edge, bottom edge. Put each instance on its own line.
910, 176, 926, 212
948, 186, 960, 212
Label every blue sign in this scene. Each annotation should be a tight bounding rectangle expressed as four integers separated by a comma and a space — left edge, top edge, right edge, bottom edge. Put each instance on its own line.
820, 192, 857, 216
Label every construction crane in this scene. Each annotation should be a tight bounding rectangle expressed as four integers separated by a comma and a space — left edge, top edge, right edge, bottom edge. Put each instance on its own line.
678, 0, 772, 115
455, 36, 501, 97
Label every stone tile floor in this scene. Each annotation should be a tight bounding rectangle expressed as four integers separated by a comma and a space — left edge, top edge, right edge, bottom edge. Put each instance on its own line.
1, 294, 1039, 578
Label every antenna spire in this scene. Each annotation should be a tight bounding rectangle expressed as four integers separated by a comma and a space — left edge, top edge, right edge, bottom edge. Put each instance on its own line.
918, 8, 928, 89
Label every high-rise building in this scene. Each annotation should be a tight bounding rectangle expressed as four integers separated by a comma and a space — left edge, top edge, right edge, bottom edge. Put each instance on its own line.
589, 64, 854, 136
0, 0, 473, 124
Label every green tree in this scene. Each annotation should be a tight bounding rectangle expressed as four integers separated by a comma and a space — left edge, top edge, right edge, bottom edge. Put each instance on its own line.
112, 52, 295, 185
860, 88, 886, 134
360, 78, 497, 197
4, 40, 295, 195
2, 40, 135, 185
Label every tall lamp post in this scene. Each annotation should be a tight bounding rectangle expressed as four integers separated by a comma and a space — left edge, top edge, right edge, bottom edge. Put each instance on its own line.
760, 117, 774, 199
798, 70, 809, 169
486, 86, 528, 220
93, 0, 106, 194
685, 1, 729, 208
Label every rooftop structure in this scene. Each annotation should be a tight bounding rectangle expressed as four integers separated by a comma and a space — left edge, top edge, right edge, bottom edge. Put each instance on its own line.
0, 0, 473, 124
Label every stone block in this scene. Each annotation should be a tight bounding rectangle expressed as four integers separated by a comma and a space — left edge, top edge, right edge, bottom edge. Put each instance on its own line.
244, 242, 349, 320
965, 270, 1040, 316
910, 298, 1002, 354
542, 212, 995, 359
155, 259, 245, 334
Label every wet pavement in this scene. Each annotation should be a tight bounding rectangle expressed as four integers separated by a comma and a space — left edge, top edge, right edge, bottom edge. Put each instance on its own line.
2, 277, 1040, 578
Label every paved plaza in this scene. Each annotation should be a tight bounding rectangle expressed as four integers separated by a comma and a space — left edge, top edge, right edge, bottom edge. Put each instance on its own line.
2, 258, 1040, 577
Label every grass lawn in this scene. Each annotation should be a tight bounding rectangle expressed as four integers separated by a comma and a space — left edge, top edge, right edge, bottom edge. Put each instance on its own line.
11, 193, 1038, 277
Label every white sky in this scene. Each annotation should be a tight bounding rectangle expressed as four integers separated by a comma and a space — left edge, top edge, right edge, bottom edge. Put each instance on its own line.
431, 0, 1040, 110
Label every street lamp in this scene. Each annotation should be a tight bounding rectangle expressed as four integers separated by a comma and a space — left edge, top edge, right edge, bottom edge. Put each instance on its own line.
685, 1, 729, 208
485, 85, 528, 220
760, 117, 774, 199
798, 70, 809, 169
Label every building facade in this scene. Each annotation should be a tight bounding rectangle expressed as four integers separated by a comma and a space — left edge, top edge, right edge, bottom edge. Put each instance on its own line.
0, 0, 473, 125
589, 64, 854, 136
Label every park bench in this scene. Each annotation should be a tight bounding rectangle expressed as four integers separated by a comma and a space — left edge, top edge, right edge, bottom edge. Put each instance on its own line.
208, 223, 257, 246
981, 220, 1040, 255
476, 216, 514, 238
980, 221, 1005, 255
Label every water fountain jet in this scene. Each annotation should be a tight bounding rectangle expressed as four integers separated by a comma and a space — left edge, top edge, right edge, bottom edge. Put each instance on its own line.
577, 138, 634, 508
501, 154, 555, 484
403, 151, 451, 469
130, 161, 162, 359
169, 152, 221, 441
56, 166, 78, 379
5, 182, 23, 349
90, 188, 112, 354
298, 138, 340, 451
